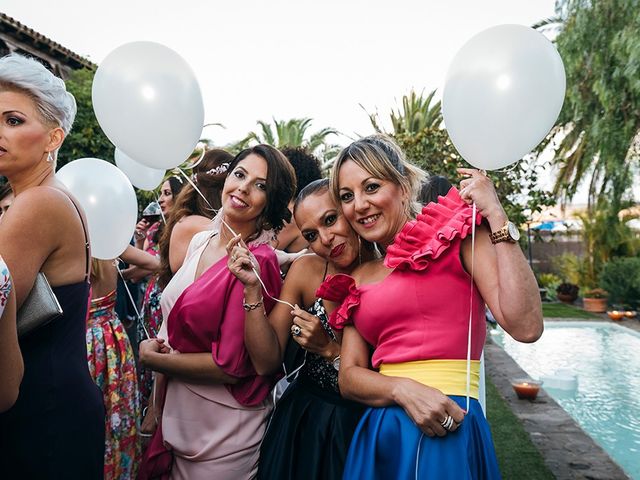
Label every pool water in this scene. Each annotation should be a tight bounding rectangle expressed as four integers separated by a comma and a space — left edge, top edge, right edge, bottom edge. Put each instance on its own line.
492, 321, 640, 479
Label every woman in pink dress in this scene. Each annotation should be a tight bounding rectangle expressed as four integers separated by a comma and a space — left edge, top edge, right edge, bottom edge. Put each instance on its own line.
319, 135, 543, 479
137, 144, 296, 479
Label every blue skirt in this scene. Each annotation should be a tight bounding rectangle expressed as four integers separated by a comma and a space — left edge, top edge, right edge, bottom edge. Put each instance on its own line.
343, 396, 501, 480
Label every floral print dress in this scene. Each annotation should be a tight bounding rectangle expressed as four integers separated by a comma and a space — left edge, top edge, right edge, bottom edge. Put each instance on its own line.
87, 289, 140, 479
137, 221, 163, 410
0, 256, 10, 318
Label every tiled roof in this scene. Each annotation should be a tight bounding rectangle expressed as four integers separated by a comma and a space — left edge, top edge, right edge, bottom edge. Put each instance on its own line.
0, 11, 95, 69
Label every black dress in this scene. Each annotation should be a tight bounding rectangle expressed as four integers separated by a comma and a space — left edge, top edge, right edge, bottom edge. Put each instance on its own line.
258, 298, 366, 480
0, 200, 105, 479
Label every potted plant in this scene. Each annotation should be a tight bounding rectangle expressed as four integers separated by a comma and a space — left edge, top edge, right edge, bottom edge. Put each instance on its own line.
556, 282, 579, 304
582, 288, 608, 313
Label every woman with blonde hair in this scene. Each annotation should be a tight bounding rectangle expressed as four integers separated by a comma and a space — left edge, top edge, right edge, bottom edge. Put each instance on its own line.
320, 134, 542, 479
0, 53, 104, 478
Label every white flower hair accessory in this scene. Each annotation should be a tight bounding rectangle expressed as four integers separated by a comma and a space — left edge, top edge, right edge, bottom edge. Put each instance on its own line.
205, 163, 230, 176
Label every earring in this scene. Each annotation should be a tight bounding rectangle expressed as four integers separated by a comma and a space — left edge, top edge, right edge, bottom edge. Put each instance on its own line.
46, 152, 53, 163
358, 235, 362, 265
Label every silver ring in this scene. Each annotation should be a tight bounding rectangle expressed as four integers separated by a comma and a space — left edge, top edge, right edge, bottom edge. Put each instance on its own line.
440, 415, 454, 431
291, 324, 302, 337
231, 254, 237, 262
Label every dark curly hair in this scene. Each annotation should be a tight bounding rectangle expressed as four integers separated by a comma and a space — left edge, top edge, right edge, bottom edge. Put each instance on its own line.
157, 148, 233, 287
418, 175, 452, 205
280, 147, 322, 197
229, 145, 296, 240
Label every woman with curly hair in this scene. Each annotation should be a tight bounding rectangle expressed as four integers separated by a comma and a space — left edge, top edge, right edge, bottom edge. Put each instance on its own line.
138, 145, 296, 479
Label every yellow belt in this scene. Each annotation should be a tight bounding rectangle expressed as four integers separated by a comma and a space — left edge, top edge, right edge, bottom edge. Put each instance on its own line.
379, 359, 480, 399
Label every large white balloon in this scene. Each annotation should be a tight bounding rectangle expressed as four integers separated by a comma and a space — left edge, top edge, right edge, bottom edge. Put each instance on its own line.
57, 158, 138, 260
442, 24, 566, 170
114, 148, 165, 191
92, 41, 204, 169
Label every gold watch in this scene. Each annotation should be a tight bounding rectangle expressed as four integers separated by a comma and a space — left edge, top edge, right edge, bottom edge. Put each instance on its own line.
489, 221, 520, 244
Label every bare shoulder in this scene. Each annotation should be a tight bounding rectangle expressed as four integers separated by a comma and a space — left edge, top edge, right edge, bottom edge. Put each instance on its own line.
176, 215, 211, 230
283, 253, 325, 298
287, 253, 324, 279
172, 215, 212, 239
2, 186, 72, 230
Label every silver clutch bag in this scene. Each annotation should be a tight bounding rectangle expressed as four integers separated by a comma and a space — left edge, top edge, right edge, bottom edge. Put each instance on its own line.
16, 272, 63, 338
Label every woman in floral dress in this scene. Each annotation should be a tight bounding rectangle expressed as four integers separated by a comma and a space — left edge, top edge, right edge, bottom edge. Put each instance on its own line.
87, 258, 140, 479
137, 177, 184, 410
0, 255, 22, 413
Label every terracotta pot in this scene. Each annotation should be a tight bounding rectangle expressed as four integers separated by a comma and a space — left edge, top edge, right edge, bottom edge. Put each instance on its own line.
557, 293, 577, 304
583, 297, 607, 313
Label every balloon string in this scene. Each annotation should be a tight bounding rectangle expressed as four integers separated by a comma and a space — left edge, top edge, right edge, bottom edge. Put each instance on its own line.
115, 261, 150, 340
175, 167, 294, 310
186, 145, 207, 169
219, 216, 295, 310
175, 167, 215, 214
466, 202, 476, 413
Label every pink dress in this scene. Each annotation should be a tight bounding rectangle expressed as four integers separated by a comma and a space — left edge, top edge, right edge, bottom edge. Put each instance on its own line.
150, 230, 281, 479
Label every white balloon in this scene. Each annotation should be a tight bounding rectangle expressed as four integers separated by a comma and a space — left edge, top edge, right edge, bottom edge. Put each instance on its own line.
114, 148, 165, 191
57, 158, 138, 260
442, 24, 566, 170
92, 41, 204, 169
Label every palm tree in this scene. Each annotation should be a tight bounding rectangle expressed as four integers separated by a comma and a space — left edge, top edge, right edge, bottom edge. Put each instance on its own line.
367, 89, 443, 135
243, 118, 341, 164
532, 0, 640, 212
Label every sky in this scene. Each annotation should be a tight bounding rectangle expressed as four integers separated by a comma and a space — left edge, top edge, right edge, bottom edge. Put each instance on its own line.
1, 0, 557, 146
10, 0, 624, 207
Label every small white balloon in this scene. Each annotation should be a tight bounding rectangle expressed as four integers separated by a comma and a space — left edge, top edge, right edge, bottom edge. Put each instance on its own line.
57, 158, 138, 260
442, 24, 566, 170
92, 41, 204, 169
115, 148, 165, 191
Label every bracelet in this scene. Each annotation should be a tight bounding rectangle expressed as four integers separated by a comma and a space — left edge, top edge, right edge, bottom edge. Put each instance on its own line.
243, 297, 264, 311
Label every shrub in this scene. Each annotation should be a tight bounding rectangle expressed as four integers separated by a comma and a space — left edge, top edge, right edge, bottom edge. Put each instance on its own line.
539, 273, 562, 301
551, 253, 582, 286
599, 257, 640, 308
538, 273, 561, 288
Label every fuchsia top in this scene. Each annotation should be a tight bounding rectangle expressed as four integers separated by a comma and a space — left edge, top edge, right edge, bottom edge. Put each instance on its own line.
317, 187, 486, 368
166, 242, 282, 406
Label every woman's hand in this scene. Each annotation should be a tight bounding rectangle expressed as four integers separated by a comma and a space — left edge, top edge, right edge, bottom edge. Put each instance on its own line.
139, 338, 171, 368
139, 402, 159, 445
392, 377, 465, 437
134, 219, 151, 248
226, 235, 260, 288
457, 168, 507, 226
290, 306, 334, 357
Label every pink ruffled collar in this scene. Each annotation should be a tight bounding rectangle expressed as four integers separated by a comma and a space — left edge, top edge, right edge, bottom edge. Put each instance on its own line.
384, 187, 482, 271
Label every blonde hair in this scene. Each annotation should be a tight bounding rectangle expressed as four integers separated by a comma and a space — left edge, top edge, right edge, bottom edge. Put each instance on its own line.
0, 54, 76, 135
330, 134, 426, 217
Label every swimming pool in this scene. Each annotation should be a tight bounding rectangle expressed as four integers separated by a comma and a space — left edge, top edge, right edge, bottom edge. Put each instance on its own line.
492, 321, 640, 480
